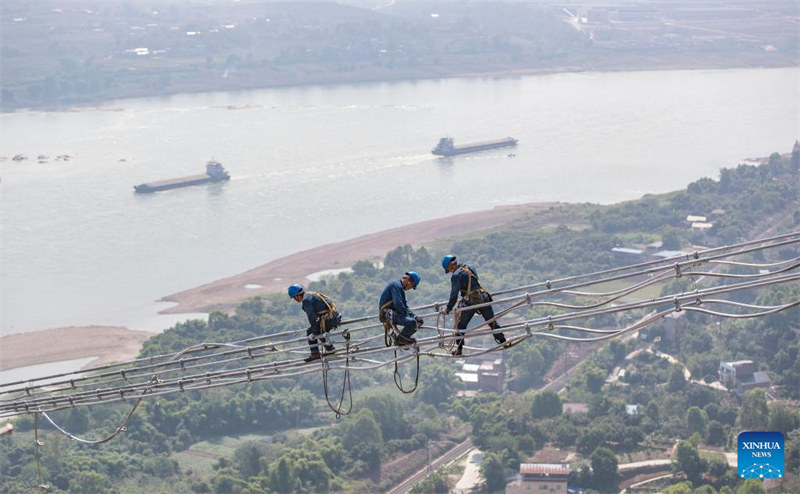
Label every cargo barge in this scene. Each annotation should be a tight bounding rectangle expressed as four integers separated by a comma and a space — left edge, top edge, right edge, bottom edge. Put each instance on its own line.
134, 160, 230, 193
431, 137, 518, 156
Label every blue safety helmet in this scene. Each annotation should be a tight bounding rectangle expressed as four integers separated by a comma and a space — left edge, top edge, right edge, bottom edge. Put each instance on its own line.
288, 284, 304, 298
405, 271, 420, 289
442, 254, 457, 273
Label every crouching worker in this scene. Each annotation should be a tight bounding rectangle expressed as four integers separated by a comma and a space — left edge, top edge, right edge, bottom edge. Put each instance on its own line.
288, 284, 342, 362
441, 255, 507, 356
378, 271, 423, 346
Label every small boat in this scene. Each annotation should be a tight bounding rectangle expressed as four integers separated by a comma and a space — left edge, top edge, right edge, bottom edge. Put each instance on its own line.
432, 137, 518, 156
134, 160, 230, 193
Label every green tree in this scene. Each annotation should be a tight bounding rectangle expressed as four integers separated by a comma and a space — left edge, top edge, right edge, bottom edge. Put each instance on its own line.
737, 478, 767, 494
418, 361, 458, 407
234, 441, 268, 479
359, 393, 409, 441
410, 468, 449, 493
269, 457, 296, 494
480, 452, 506, 493
531, 390, 562, 419
585, 366, 606, 393
740, 389, 769, 430
340, 408, 383, 471
672, 440, 705, 485
686, 406, 709, 437
668, 365, 687, 392
590, 446, 618, 492
662, 481, 693, 493
767, 406, 798, 434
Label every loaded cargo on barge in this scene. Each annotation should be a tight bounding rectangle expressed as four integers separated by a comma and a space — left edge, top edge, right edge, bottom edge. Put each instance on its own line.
431, 137, 518, 156
133, 160, 230, 193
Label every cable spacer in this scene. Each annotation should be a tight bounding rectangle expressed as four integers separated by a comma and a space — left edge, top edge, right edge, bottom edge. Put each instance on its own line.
120, 369, 126, 380
247, 347, 253, 359
68, 397, 75, 407
343, 330, 351, 341
545, 280, 552, 289
246, 369, 252, 381
205, 372, 212, 385
178, 380, 185, 392
526, 293, 532, 306
179, 359, 186, 371
673, 297, 682, 312
674, 262, 682, 278
119, 390, 126, 401
70, 379, 76, 389
525, 323, 532, 336
547, 315, 554, 331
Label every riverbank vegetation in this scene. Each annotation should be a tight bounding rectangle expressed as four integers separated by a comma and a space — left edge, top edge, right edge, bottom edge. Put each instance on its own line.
2, 0, 797, 111
1, 148, 798, 492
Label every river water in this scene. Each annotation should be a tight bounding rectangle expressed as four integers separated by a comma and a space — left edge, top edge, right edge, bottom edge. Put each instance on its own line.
1, 67, 797, 335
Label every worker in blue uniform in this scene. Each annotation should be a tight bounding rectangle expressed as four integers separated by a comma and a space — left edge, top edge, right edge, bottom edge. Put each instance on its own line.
441, 255, 507, 356
289, 284, 342, 362
378, 271, 423, 346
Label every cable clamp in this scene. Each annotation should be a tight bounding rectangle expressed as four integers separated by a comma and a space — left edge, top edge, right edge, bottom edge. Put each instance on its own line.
36, 440, 45, 447
434, 302, 441, 312
673, 297, 682, 312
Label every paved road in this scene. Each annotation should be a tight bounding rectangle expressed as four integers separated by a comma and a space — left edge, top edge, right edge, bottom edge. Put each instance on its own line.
453, 448, 484, 494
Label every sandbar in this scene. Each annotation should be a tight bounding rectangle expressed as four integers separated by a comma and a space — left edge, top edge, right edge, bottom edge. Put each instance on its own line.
2, 202, 565, 371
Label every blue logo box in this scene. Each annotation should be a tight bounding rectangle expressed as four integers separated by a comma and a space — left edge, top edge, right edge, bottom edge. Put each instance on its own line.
738, 431, 784, 479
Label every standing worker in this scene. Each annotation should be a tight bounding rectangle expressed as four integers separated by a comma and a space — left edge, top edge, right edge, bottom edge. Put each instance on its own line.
288, 284, 342, 362
441, 255, 507, 356
378, 271, 423, 346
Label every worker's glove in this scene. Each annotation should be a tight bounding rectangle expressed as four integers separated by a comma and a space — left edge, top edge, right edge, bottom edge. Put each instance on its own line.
443, 308, 451, 316
415, 316, 424, 327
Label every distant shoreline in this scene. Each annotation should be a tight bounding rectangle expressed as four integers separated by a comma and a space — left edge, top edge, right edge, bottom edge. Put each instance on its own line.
4, 61, 794, 114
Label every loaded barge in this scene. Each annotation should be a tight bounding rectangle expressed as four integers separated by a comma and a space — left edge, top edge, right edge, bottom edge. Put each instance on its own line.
431, 137, 518, 156
134, 160, 230, 193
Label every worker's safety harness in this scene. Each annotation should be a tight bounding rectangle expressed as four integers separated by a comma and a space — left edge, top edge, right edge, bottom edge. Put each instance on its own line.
309, 292, 352, 417
378, 301, 420, 394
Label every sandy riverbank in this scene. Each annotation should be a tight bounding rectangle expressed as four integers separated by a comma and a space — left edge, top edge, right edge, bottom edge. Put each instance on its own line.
1, 202, 563, 372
